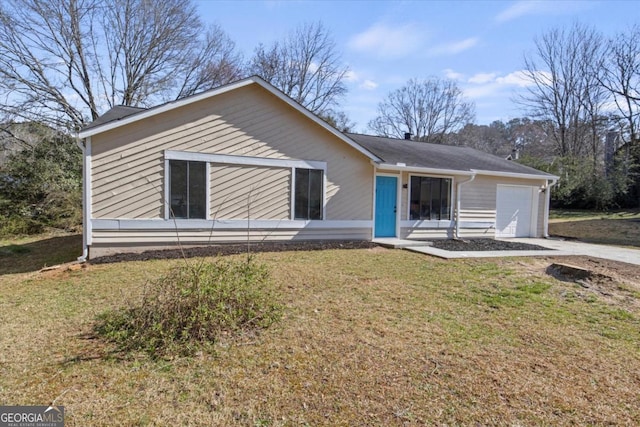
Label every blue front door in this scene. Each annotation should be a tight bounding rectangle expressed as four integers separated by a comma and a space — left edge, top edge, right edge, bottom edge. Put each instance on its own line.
375, 176, 397, 237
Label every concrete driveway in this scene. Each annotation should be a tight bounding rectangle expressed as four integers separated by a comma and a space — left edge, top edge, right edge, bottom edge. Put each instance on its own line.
508, 238, 640, 266
374, 237, 640, 266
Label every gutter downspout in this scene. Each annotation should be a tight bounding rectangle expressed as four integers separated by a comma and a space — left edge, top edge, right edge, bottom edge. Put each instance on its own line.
76, 136, 88, 262
455, 174, 476, 240
542, 177, 558, 238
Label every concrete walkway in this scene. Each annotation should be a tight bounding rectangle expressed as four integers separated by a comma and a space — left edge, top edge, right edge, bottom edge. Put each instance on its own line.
373, 237, 640, 266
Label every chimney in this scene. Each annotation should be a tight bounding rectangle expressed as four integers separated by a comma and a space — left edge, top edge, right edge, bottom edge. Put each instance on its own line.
404, 132, 412, 140
511, 148, 520, 160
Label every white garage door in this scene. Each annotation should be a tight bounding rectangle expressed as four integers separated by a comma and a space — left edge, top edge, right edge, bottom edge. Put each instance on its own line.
495, 185, 535, 238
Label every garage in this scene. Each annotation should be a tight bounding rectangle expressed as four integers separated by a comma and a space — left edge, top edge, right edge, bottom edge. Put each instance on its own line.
495, 185, 537, 238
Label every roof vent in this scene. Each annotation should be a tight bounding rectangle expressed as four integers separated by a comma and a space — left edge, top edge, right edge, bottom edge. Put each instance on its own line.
404, 132, 412, 140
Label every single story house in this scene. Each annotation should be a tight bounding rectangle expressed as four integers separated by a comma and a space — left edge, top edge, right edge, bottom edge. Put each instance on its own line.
76, 76, 558, 260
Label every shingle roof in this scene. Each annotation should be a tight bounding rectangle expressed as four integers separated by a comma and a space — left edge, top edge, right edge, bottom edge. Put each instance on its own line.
82, 105, 146, 131
346, 133, 555, 178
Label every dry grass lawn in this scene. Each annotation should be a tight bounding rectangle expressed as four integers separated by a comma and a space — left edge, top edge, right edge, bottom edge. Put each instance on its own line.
549, 210, 640, 248
1, 244, 639, 426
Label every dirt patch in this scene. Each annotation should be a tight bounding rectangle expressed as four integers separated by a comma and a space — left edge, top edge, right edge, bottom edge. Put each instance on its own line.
430, 238, 549, 251
90, 240, 379, 264
517, 256, 640, 311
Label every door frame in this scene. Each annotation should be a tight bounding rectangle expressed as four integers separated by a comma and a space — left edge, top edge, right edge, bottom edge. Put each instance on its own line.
495, 184, 538, 238
373, 173, 401, 238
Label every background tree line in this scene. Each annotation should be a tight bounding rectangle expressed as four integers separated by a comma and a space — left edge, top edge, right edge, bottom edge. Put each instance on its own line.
0, 0, 638, 235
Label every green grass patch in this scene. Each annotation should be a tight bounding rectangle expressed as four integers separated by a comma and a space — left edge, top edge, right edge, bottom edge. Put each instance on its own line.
1, 247, 639, 425
549, 209, 640, 221
0, 244, 32, 255
549, 209, 640, 248
0, 232, 81, 274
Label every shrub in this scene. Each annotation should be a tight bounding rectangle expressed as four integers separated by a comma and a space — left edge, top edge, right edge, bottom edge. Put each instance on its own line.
0, 123, 82, 236
95, 257, 282, 357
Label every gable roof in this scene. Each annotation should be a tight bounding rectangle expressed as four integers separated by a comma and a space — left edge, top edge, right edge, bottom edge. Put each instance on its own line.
82, 105, 145, 132
347, 133, 557, 179
78, 76, 381, 162
79, 78, 555, 180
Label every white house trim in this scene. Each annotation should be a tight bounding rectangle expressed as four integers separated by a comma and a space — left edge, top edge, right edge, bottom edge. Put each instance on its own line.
471, 169, 554, 181
164, 150, 327, 171
91, 219, 372, 230
376, 163, 474, 177
77, 136, 92, 261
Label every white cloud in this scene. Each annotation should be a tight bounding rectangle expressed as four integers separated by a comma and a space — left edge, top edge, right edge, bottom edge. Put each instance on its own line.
468, 72, 497, 84
496, 70, 549, 87
428, 37, 478, 56
495, 1, 543, 22
344, 70, 359, 82
443, 68, 465, 81
348, 23, 425, 58
359, 79, 378, 90
462, 70, 542, 100
495, 0, 593, 23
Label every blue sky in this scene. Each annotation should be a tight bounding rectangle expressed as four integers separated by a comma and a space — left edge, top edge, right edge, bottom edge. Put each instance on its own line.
196, 0, 639, 132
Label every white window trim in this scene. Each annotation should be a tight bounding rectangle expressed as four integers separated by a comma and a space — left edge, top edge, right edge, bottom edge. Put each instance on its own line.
164, 158, 211, 220
164, 150, 327, 221
292, 167, 326, 221
407, 173, 454, 224
165, 150, 326, 170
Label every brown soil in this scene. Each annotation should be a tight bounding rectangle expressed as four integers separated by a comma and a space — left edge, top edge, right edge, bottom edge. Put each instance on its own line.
513, 255, 640, 311
430, 238, 549, 251
90, 240, 379, 264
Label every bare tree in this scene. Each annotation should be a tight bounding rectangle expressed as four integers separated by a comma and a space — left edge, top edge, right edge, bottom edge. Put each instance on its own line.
600, 25, 640, 147
600, 25, 640, 205
0, 0, 243, 130
518, 23, 607, 158
319, 110, 355, 132
368, 77, 475, 143
249, 22, 348, 115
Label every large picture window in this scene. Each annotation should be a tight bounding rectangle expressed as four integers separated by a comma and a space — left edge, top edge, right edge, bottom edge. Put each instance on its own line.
294, 168, 323, 220
169, 160, 206, 219
409, 176, 451, 220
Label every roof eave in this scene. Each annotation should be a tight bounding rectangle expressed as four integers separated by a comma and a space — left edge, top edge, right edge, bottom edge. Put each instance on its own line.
76, 76, 382, 163
471, 169, 559, 180
77, 78, 257, 139
375, 163, 559, 180
375, 162, 474, 176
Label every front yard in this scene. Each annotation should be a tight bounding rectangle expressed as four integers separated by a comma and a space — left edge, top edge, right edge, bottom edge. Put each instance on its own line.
549, 210, 640, 248
1, 240, 639, 425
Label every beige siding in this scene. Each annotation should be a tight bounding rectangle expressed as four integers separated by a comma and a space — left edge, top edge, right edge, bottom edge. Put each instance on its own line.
397, 174, 549, 239
211, 164, 290, 220
401, 228, 452, 239
537, 190, 547, 236
91, 84, 373, 220
460, 175, 549, 237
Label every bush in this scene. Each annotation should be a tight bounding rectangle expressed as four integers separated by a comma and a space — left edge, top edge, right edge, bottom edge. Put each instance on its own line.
95, 257, 282, 357
0, 122, 82, 236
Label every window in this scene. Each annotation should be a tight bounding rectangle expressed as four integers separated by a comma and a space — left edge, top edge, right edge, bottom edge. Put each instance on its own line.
294, 168, 323, 220
169, 160, 206, 219
409, 176, 451, 220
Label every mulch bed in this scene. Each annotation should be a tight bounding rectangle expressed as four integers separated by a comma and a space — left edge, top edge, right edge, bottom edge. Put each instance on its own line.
90, 240, 379, 264
429, 238, 550, 252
